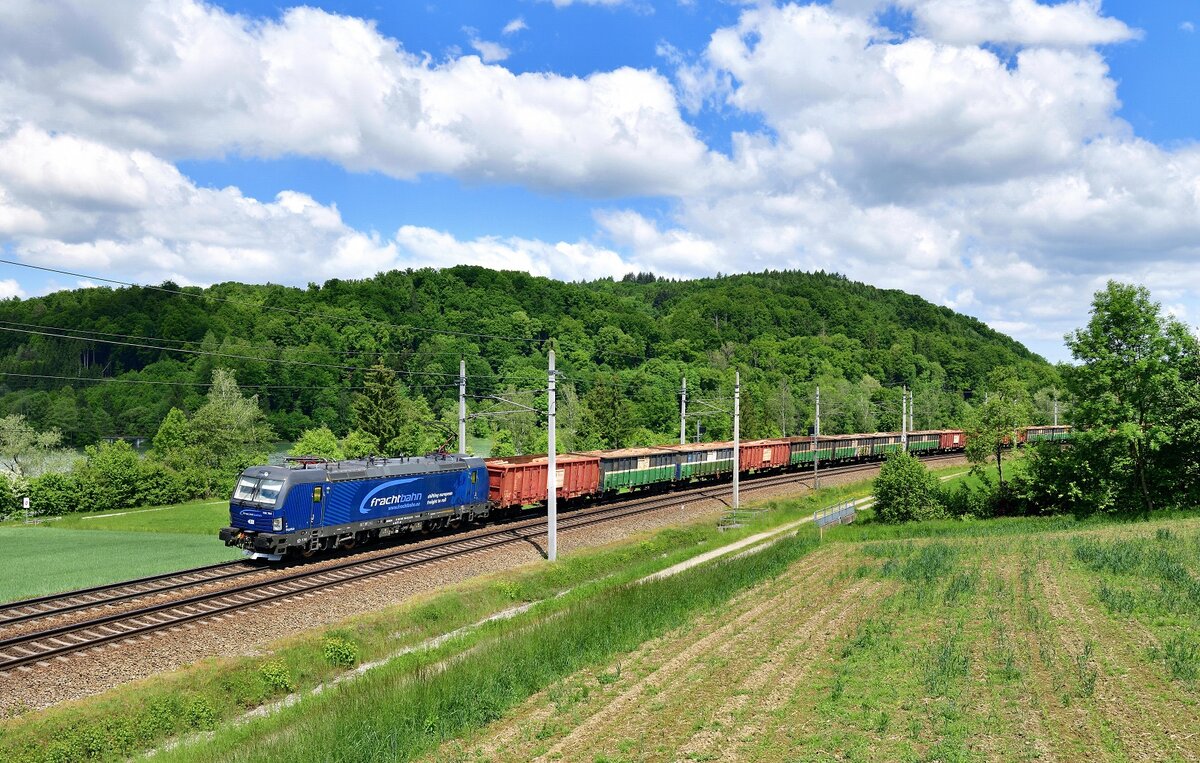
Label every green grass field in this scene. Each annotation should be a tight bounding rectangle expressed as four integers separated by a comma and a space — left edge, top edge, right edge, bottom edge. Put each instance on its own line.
0, 526, 241, 603
45, 499, 231, 535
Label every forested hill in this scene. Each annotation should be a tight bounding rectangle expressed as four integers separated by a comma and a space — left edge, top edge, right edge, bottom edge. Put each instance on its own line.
0, 267, 1057, 449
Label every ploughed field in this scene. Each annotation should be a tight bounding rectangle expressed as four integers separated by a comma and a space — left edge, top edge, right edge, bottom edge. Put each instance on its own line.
428, 518, 1200, 762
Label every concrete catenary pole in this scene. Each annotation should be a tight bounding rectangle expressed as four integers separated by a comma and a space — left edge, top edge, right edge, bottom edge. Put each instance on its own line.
1053, 389, 1059, 426
813, 385, 820, 490
901, 385, 908, 449
909, 388, 914, 432
732, 370, 740, 510
547, 350, 557, 562
458, 358, 467, 455
680, 377, 687, 446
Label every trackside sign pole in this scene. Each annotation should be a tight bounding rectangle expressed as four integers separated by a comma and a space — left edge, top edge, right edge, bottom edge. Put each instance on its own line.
547, 350, 557, 562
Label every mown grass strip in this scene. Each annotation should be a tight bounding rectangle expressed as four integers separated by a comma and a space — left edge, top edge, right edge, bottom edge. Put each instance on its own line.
159, 533, 820, 763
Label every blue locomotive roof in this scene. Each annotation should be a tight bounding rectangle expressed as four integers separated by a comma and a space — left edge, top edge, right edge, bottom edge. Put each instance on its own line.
240, 454, 486, 484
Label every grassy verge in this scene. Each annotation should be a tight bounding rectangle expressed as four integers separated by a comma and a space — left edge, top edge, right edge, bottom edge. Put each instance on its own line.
0, 527, 242, 603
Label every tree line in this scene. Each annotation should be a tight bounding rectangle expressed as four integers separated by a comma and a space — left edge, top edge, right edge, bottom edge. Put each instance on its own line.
0, 267, 1061, 455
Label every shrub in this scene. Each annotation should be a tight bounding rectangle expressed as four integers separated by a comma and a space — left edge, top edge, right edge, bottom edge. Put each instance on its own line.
135, 459, 188, 506
27, 472, 80, 515
323, 636, 360, 668
873, 451, 944, 524
75, 440, 141, 512
259, 660, 296, 693
184, 697, 218, 730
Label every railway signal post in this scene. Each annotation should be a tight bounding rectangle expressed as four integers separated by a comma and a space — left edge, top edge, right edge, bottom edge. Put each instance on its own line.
547, 350, 557, 562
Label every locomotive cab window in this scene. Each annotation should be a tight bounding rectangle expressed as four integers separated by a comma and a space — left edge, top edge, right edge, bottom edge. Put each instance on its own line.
255, 479, 284, 505
470, 471, 478, 484
234, 477, 259, 502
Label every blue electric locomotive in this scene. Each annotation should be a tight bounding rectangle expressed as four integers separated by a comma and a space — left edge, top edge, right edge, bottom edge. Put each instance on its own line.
219, 454, 489, 560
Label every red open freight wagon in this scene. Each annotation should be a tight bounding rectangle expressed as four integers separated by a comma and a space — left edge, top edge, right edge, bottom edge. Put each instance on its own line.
739, 439, 790, 471
485, 454, 601, 509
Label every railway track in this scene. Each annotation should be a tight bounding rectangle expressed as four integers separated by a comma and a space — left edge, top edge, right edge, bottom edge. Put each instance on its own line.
0, 453, 962, 672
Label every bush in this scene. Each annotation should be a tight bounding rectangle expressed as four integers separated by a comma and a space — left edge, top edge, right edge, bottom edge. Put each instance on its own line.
939, 482, 995, 518
75, 440, 141, 512
290, 427, 344, 461
873, 451, 944, 524
27, 472, 80, 515
135, 459, 189, 506
0, 474, 17, 519
259, 660, 296, 693
322, 635, 360, 668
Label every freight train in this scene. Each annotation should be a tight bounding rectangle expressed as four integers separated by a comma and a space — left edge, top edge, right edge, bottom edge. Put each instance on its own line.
219, 424, 1071, 559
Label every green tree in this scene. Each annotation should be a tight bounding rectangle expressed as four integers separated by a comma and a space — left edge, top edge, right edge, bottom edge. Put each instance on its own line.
964, 368, 1031, 493
873, 450, 943, 523
341, 429, 378, 459
290, 427, 345, 461
490, 429, 517, 458
580, 375, 632, 449
351, 366, 407, 452
152, 407, 193, 469
188, 369, 275, 495
0, 414, 63, 481
1062, 282, 1198, 515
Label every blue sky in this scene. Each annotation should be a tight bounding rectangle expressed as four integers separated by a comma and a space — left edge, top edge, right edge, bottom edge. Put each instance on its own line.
1, 0, 1199, 362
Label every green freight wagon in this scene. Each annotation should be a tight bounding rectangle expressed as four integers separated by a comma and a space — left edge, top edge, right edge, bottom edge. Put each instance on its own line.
585, 447, 681, 492
862, 433, 904, 456
905, 431, 941, 452
675, 441, 735, 480
1024, 425, 1072, 443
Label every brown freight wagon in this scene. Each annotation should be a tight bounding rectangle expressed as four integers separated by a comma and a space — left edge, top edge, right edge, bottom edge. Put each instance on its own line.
939, 430, 965, 450
485, 454, 601, 509
739, 439, 790, 471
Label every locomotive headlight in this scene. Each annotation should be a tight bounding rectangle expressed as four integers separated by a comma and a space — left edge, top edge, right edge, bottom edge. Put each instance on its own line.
273, 517, 284, 531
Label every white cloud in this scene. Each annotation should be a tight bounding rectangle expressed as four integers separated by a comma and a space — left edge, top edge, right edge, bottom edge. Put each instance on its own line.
502, 17, 528, 35
0, 125, 640, 289
0, 279, 27, 300
1182, 21, 1195, 33
888, 0, 1139, 47
0, 0, 708, 196
635, 2, 1200, 359
2, 0, 1198, 363
464, 27, 510, 62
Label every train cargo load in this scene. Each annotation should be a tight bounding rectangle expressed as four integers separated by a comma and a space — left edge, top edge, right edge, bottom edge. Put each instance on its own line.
485, 454, 601, 509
